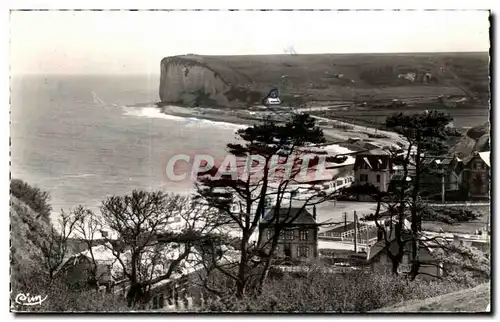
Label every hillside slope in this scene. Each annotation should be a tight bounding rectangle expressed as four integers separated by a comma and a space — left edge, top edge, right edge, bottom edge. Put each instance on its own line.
449, 121, 490, 158
10, 195, 53, 281
374, 283, 490, 312
159, 53, 489, 108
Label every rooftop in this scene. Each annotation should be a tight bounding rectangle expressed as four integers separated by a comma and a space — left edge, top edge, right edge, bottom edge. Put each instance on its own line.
261, 207, 317, 226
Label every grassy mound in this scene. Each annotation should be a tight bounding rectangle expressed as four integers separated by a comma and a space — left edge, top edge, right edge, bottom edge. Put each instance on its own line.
374, 283, 490, 312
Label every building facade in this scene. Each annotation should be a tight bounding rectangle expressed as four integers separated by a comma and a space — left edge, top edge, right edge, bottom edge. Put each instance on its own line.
259, 207, 319, 262
462, 151, 490, 200
353, 149, 393, 193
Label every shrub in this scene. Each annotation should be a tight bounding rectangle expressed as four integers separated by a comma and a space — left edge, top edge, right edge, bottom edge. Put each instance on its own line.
367, 132, 389, 139
421, 206, 481, 224
11, 270, 128, 312
10, 179, 52, 222
203, 269, 487, 312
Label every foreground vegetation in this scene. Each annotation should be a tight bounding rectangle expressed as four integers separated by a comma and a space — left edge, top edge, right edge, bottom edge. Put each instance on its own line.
10, 178, 490, 312
374, 283, 490, 312
204, 269, 488, 312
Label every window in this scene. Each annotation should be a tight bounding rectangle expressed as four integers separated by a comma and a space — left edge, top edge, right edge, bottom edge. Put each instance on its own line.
279, 229, 294, 240
376, 174, 381, 183
152, 293, 165, 309
360, 174, 368, 182
297, 246, 310, 258
300, 229, 309, 241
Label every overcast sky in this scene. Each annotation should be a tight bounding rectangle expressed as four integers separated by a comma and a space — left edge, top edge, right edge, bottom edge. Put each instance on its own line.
10, 10, 490, 75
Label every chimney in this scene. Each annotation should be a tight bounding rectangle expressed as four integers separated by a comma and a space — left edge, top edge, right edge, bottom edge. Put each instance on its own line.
313, 206, 317, 221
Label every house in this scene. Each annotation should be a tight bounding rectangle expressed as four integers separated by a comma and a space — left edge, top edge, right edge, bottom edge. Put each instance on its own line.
259, 206, 319, 262
420, 155, 464, 197
462, 151, 490, 200
440, 156, 464, 191
353, 149, 393, 193
367, 231, 444, 279
364, 217, 442, 277
57, 243, 125, 292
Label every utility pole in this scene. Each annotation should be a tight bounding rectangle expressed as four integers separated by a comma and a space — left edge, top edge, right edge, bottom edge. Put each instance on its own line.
441, 168, 445, 203
366, 223, 369, 247
353, 211, 358, 253
344, 212, 347, 232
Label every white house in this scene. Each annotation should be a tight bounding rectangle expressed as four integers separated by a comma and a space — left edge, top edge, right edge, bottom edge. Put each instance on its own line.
353, 149, 393, 192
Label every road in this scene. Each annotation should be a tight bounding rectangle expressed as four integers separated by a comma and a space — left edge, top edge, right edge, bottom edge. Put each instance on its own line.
426, 202, 490, 207
310, 114, 408, 148
307, 201, 381, 225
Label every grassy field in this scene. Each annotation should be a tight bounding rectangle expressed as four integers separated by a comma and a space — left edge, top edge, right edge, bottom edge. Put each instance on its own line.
374, 283, 490, 312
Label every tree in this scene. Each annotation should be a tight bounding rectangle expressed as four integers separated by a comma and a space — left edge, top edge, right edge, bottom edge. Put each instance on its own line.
196, 114, 348, 298
39, 209, 79, 279
344, 111, 462, 276
73, 205, 102, 289
385, 110, 460, 279
10, 178, 52, 222
343, 183, 408, 275
432, 242, 490, 283
99, 190, 219, 307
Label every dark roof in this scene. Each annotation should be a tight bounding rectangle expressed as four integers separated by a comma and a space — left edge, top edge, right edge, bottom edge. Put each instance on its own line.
354, 154, 392, 171
463, 151, 490, 168
422, 156, 464, 175
261, 207, 317, 225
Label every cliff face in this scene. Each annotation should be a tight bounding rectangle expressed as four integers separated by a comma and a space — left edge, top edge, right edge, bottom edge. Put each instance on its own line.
160, 56, 234, 107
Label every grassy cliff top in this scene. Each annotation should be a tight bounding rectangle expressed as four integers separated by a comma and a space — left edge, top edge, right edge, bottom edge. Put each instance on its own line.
162, 52, 490, 103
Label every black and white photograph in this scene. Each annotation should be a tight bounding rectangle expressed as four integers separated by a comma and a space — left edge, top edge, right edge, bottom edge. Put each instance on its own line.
8, 8, 491, 313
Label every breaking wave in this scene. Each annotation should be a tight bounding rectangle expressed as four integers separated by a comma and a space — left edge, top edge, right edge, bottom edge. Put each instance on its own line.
122, 105, 247, 130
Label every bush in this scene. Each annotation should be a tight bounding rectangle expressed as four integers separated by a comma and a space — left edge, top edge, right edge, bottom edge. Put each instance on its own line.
421, 206, 481, 224
10, 179, 52, 222
367, 132, 389, 139
203, 269, 487, 312
11, 270, 128, 312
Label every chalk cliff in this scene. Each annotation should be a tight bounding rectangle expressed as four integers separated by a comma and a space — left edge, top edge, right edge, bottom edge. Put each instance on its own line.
160, 56, 229, 107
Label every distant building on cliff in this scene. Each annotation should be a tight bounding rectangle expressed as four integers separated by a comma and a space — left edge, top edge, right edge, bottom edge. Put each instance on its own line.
263, 88, 281, 106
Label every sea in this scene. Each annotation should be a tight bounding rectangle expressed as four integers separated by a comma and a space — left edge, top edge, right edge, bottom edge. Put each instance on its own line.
10, 74, 245, 220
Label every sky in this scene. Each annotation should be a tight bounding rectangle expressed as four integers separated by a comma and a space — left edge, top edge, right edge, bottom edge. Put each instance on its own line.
10, 10, 491, 75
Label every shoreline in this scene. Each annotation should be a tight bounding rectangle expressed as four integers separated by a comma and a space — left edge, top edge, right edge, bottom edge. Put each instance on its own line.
157, 104, 404, 150
159, 104, 259, 127
159, 105, 354, 144
156, 104, 401, 150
